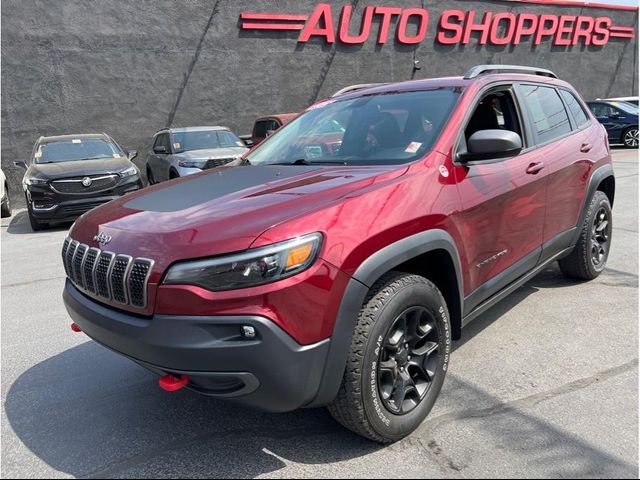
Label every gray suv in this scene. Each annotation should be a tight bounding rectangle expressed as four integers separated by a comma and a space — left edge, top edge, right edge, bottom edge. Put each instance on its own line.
146, 126, 248, 183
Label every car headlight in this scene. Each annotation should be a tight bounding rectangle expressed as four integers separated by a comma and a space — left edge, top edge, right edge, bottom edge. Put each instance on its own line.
24, 177, 48, 186
178, 160, 206, 168
120, 166, 138, 177
163, 232, 322, 291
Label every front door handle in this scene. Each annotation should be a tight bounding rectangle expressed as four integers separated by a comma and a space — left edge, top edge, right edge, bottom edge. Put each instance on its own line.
580, 143, 593, 153
526, 162, 545, 175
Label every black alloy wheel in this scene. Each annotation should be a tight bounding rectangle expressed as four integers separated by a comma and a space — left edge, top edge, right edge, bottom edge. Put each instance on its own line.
377, 306, 440, 415
591, 206, 611, 269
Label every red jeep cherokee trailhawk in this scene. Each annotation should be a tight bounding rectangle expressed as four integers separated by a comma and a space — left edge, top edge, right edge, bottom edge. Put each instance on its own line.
62, 65, 614, 443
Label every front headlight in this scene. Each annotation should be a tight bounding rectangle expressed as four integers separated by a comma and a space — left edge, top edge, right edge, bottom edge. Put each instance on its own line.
120, 166, 138, 177
178, 160, 206, 168
163, 232, 323, 291
25, 177, 48, 186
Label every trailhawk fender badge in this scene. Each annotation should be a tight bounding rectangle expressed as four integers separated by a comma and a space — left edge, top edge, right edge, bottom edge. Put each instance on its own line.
93, 233, 112, 246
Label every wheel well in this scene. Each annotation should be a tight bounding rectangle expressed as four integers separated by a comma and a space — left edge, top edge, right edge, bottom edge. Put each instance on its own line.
597, 175, 615, 207
394, 249, 462, 340
169, 168, 179, 178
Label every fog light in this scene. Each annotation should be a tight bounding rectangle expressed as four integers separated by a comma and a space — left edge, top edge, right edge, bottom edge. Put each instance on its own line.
241, 325, 256, 339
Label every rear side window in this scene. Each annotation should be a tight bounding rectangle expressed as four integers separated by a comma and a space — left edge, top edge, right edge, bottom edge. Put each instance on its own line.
520, 85, 572, 144
559, 90, 589, 127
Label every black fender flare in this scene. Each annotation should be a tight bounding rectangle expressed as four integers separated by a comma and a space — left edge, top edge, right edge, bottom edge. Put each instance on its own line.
570, 163, 615, 246
307, 229, 463, 408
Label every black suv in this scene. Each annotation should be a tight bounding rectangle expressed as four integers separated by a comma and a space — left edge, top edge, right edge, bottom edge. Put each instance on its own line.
16, 133, 143, 230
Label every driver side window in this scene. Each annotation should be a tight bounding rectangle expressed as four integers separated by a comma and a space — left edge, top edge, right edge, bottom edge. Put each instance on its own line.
464, 89, 522, 142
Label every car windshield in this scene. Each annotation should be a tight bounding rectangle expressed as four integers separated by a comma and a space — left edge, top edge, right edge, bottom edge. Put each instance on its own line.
171, 130, 244, 153
245, 88, 462, 166
34, 139, 121, 164
612, 101, 639, 115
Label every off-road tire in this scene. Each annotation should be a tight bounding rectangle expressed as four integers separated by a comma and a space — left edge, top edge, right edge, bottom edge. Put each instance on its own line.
328, 272, 451, 443
558, 191, 612, 280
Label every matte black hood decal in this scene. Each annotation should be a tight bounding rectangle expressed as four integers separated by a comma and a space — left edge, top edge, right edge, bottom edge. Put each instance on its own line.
124, 165, 321, 213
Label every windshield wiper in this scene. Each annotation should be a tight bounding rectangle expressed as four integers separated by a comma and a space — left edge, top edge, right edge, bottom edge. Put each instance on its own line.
269, 158, 349, 166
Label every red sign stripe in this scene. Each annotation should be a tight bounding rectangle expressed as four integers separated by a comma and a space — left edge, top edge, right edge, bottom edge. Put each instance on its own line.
497, 0, 638, 11
240, 12, 309, 21
610, 32, 636, 38
241, 22, 306, 31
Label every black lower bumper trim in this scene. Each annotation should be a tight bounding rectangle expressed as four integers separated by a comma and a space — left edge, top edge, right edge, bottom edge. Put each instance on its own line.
63, 280, 330, 412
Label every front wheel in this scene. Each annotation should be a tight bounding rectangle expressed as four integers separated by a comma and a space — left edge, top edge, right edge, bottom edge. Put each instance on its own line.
622, 127, 639, 149
25, 194, 46, 231
1, 186, 11, 218
328, 272, 451, 443
146, 164, 156, 185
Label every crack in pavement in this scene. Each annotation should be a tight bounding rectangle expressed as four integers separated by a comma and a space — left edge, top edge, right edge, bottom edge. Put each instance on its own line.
79, 424, 349, 479
414, 358, 638, 436
1, 275, 66, 288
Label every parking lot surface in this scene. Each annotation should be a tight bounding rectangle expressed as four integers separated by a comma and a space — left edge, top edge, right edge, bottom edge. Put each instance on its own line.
1, 149, 638, 478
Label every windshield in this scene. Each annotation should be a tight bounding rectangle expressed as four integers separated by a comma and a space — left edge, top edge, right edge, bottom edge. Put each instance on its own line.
612, 101, 639, 115
245, 88, 461, 166
171, 130, 244, 153
34, 138, 121, 164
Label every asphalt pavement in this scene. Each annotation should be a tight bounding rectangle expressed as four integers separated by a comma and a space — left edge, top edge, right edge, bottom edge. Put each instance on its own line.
1, 149, 638, 478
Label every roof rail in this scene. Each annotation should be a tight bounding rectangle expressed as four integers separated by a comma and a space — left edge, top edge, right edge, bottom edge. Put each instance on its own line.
464, 65, 558, 80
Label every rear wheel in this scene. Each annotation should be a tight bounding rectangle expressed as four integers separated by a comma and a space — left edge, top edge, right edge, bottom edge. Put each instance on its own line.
328, 272, 451, 443
622, 127, 638, 148
559, 191, 612, 280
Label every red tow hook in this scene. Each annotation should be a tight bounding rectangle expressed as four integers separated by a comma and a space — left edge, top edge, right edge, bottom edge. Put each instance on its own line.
70, 323, 82, 333
159, 374, 189, 392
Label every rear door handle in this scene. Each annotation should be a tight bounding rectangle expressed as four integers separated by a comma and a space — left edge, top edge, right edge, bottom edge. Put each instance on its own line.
580, 143, 593, 153
526, 162, 545, 175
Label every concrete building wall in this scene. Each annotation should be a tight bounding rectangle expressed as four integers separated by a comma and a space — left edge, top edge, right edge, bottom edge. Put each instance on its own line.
2, 0, 637, 201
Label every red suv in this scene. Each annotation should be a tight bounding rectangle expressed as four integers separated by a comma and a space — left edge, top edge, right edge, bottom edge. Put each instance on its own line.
62, 65, 614, 443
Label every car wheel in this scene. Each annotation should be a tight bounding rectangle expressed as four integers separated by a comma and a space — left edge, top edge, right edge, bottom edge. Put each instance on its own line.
25, 194, 46, 231
622, 127, 639, 148
1, 184, 11, 218
169, 170, 179, 180
328, 272, 451, 443
559, 191, 612, 280
146, 165, 156, 185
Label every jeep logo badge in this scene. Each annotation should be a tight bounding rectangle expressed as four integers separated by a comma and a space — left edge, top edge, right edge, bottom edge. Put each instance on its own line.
93, 233, 112, 246
82, 177, 92, 187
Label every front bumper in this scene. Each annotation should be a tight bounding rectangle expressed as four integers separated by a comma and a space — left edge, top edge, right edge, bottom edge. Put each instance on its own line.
27, 176, 143, 222
63, 280, 330, 412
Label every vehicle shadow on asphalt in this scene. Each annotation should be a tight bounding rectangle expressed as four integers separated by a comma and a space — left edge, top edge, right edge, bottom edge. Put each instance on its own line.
2, 210, 72, 235
5, 264, 636, 478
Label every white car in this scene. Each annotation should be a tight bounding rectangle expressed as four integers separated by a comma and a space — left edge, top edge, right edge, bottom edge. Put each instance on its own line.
1, 169, 12, 217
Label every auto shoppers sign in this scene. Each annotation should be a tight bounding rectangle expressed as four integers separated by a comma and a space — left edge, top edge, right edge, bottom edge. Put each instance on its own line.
240, 3, 635, 46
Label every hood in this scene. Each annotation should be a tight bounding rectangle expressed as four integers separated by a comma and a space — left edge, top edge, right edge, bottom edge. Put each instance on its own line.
70, 164, 406, 275
173, 147, 248, 161
29, 157, 134, 179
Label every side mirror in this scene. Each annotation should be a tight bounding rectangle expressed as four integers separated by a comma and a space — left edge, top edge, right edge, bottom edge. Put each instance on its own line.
238, 135, 253, 147
13, 161, 28, 170
459, 130, 523, 162
153, 145, 168, 154
127, 150, 138, 160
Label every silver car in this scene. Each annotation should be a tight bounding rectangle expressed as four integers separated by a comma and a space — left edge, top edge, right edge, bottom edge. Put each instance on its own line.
146, 126, 248, 183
